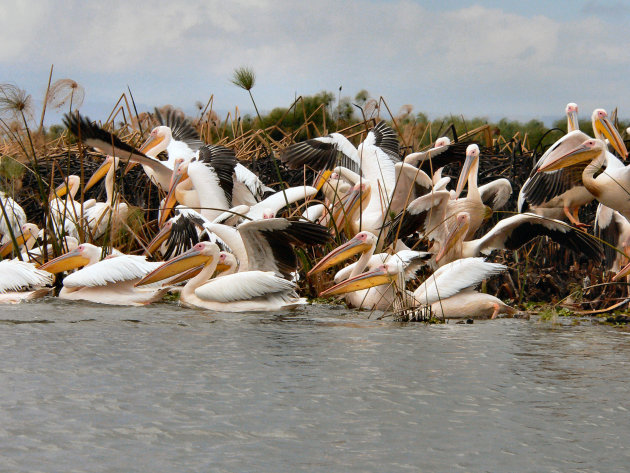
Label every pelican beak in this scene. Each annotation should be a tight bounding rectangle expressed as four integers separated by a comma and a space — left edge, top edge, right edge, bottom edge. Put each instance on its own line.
84, 157, 113, 192
308, 234, 373, 276
145, 221, 172, 256
159, 168, 187, 227
313, 170, 333, 191
613, 261, 630, 281
332, 183, 368, 233
567, 109, 579, 133
135, 247, 211, 287
594, 116, 628, 158
455, 150, 478, 197
139, 133, 165, 155
50, 181, 70, 201
0, 230, 30, 258
169, 265, 204, 285
436, 218, 469, 263
537, 143, 600, 172
39, 248, 91, 274
319, 265, 394, 297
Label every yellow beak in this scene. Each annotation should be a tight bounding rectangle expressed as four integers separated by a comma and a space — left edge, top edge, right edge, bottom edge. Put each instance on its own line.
313, 170, 333, 191
145, 222, 173, 256
139, 133, 165, 155
135, 247, 212, 287
455, 151, 478, 197
39, 248, 91, 274
84, 158, 113, 192
0, 231, 30, 258
537, 144, 601, 173
308, 235, 372, 276
159, 169, 187, 227
594, 116, 628, 158
50, 181, 70, 201
319, 265, 394, 297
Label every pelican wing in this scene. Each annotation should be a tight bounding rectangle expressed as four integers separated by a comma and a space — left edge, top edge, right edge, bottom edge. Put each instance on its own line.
595, 204, 626, 269
280, 133, 361, 174
477, 213, 602, 259
364, 121, 400, 161
413, 257, 506, 306
404, 141, 472, 170
153, 108, 204, 151
247, 186, 317, 220
385, 191, 451, 244
63, 255, 161, 288
63, 113, 172, 176
479, 178, 512, 210
0, 260, 53, 293
518, 131, 590, 210
195, 145, 238, 207
234, 163, 271, 201
238, 218, 331, 277
0, 192, 27, 237
390, 163, 433, 214
195, 271, 296, 302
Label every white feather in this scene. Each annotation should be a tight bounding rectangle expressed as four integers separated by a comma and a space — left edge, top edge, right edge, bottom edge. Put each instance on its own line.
63, 255, 162, 288
413, 257, 506, 306
195, 271, 295, 302
0, 260, 53, 293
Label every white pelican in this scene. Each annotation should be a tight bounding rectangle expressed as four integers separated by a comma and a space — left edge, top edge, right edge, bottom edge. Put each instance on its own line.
537, 138, 630, 219
39, 243, 168, 305
0, 223, 39, 259
319, 256, 507, 311
137, 242, 304, 312
518, 107, 627, 225
63, 113, 174, 190
0, 259, 53, 303
81, 156, 129, 239
308, 231, 430, 310
138, 217, 331, 311
436, 212, 602, 264
49, 174, 97, 239
429, 290, 517, 320
0, 191, 27, 245
595, 204, 630, 273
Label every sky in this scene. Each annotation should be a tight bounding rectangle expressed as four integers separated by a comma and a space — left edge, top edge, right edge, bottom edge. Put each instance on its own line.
1, 0, 629, 125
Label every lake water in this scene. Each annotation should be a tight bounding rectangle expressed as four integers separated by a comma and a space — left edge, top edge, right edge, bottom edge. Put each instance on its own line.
0, 299, 629, 472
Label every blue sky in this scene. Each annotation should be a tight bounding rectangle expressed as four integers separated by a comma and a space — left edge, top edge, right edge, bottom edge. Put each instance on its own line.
1, 1, 629, 125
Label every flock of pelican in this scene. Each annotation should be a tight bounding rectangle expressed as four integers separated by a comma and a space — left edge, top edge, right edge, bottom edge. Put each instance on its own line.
0, 102, 627, 319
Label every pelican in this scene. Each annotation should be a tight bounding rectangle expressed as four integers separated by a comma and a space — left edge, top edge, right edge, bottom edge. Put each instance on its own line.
428, 290, 517, 320
0, 259, 53, 303
0, 223, 39, 259
595, 204, 630, 273
137, 219, 330, 311
319, 256, 507, 311
538, 138, 630, 219
518, 107, 627, 225
141, 110, 271, 203
0, 191, 27, 245
436, 212, 602, 264
49, 174, 97, 239
81, 156, 129, 239
39, 243, 168, 305
281, 121, 400, 235
308, 231, 430, 310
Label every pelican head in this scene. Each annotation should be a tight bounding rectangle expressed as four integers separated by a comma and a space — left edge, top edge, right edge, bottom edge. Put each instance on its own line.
332, 182, 370, 233
308, 231, 377, 276
139, 126, 172, 156
565, 103, 579, 132
434, 136, 451, 148
39, 243, 101, 273
262, 208, 275, 219
136, 241, 219, 287
319, 261, 400, 297
455, 144, 480, 197
591, 108, 628, 158
0, 223, 39, 257
436, 212, 470, 263
538, 139, 606, 172
51, 175, 81, 201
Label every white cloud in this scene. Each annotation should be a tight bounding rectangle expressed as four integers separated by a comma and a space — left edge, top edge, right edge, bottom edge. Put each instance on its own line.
2, 0, 630, 119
